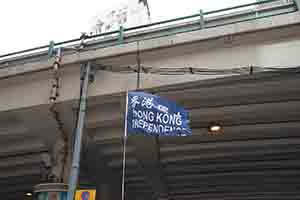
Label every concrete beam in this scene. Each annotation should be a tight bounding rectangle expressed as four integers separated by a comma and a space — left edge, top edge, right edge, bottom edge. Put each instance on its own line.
0, 124, 28, 137
0, 167, 41, 179
161, 143, 300, 164
130, 135, 168, 200
102, 121, 300, 168
92, 120, 300, 149
75, 71, 300, 111
84, 72, 300, 132
160, 137, 300, 160
2, 28, 300, 114
0, 175, 41, 186
0, 140, 47, 158
87, 100, 300, 135
0, 184, 36, 194
0, 12, 300, 79
189, 100, 300, 127
160, 121, 300, 144
0, 154, 44, 169
160, 74, 300, 108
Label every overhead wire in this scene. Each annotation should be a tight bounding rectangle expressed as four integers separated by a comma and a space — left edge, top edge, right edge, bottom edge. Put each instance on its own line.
96, 65, 300, 76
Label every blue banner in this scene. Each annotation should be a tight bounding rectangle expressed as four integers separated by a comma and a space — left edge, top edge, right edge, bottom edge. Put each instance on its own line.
126, 91, 191, 136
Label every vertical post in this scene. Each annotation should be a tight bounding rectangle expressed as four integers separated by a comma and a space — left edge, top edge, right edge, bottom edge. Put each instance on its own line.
48, 41, 55, 58
119, 26, 124, 44
67, 62, 92, 200
121, 91, 129, 200
199, 9, 205, 29
295, 0, 300, 13
136, 41, 141, 90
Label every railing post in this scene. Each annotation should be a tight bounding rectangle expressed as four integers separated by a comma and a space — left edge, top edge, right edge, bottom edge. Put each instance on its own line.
119, 26, 124, 44
48, 41, 55, 58
294, 0, 300, 13
199, 9, 205, 29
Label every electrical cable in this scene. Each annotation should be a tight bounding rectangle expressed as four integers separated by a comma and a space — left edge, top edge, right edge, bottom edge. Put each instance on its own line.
97, 65, 300, 76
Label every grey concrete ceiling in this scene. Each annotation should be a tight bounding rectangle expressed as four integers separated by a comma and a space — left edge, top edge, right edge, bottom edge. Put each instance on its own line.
1, 71, 300, 199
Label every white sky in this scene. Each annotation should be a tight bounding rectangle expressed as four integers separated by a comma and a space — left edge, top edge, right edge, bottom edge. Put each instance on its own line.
0, 0, 253, 55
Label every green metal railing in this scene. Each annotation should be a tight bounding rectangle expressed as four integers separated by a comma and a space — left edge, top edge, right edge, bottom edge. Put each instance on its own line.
0, 0, 298, 63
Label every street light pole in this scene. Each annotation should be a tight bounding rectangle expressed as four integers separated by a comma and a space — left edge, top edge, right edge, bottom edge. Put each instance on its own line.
67, 62, 94, 200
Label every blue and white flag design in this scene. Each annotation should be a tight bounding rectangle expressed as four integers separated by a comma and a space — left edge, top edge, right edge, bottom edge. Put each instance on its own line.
126, 91, 191, 136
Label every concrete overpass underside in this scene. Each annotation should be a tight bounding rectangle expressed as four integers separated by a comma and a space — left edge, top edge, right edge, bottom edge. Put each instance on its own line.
1, 70, 300, 200
1, 3, 300, 199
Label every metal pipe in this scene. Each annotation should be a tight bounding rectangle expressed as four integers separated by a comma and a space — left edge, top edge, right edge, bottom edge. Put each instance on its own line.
205, 0, 278, 15
0, 44, 49, 59
124, 14, 199, 31
124, 0, 279, 31
67, 62, 91, 200
205, 9, 297, 29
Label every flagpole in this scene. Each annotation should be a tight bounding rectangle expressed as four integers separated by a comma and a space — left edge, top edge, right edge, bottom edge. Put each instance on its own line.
121, 91, 129, 200
121, 42, 141, 200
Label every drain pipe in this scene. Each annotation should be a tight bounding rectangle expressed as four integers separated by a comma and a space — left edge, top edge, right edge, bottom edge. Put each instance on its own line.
67, 61, 95, 200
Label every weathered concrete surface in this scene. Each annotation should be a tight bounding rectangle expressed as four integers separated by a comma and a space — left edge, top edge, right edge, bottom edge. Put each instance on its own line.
1, 70, 300, 199
1, 10, 300, 200
1, 12, 300, 78
1, 12, 300, 113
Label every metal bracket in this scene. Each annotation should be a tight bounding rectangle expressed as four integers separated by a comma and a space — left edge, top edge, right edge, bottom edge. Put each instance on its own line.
80, 62, 96, 83
89, 64, 97, 83
79, 32, 88, 49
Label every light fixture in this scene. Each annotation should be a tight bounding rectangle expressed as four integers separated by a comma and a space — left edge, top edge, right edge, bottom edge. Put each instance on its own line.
25, 193, 32, 197
208, 123, 223, 134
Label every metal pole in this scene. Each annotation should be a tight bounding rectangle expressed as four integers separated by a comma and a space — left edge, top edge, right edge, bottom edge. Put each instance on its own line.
121, 91, 129, 200
67, 62, 91, 200
137, 41, 141, 90
121, 41, 142, 200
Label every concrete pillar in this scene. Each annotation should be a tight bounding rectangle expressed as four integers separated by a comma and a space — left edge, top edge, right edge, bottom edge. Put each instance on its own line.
51, 138, 67, 182
40, 137, 69, 183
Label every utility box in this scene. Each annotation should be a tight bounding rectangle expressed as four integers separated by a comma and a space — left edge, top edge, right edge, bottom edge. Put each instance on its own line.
34, 183, 68, 200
